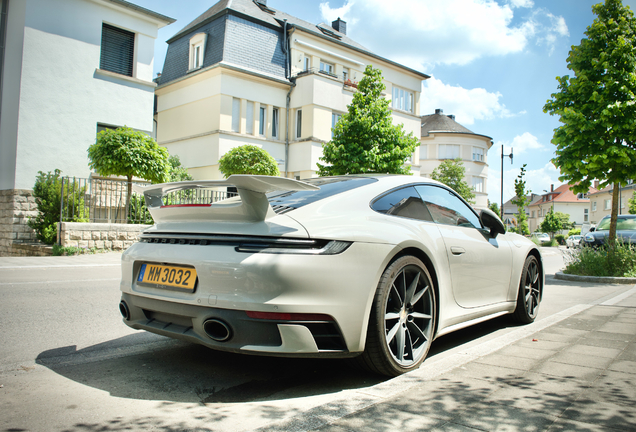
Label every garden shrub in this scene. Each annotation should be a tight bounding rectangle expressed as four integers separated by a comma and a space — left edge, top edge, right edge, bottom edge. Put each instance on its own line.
28, 170, 88, 244
563, 240, 636, 277
568, 228, 581, 236
555, 234, 566, 245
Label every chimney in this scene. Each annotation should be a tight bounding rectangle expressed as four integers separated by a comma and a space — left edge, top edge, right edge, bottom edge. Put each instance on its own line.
594, 180, 599, 189
435, 108, 443, 115
447, 114, 455, 120
332, 17, 346, 34
551, 184, 554, 192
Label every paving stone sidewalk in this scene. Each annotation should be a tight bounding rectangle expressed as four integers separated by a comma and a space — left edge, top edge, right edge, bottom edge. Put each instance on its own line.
313, 293, 636, 432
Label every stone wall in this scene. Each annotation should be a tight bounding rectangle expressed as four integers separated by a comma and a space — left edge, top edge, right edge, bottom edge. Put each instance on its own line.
58, 222, 148, 251
0, 189, 40, 256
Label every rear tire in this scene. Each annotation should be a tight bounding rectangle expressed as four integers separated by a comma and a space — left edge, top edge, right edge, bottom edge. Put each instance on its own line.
357, 256, 436, 377
513, 255, 542, 323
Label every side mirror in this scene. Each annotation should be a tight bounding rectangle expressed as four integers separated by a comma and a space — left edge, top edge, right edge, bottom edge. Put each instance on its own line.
480, 208, 506, 237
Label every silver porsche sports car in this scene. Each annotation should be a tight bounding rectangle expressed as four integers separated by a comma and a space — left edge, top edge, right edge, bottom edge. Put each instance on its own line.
119, 175, 543, 376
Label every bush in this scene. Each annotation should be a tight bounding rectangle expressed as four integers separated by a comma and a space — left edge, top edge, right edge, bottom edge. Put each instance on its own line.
52, 244, 103, 256
219, 145, 280, 177
555, 234, 566, 245
568, 228, 581, 236
563, 240, 636, 277
28, 170, 87, 244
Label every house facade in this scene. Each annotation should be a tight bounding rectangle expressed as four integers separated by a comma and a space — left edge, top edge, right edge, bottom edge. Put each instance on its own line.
501, 194, 542, 230
527, 183, 598, 233
419, 109, 493, 209
0, 0, 173, 256
154, 0, 428, 181
588, 181, 636, 223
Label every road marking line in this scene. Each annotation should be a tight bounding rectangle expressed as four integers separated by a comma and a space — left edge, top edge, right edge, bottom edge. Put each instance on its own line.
601, 286, 636, 305
0, 264, 120, 269
0, 278, 120, 286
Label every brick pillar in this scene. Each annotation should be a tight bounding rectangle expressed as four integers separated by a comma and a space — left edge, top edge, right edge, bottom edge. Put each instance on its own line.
0, 189, 41, 256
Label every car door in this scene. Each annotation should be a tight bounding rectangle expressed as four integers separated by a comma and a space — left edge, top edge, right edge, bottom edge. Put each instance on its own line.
415, 185, 512, 308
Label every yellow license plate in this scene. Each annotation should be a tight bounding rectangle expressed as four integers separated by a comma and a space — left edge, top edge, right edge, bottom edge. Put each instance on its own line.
137, 263, 197, 290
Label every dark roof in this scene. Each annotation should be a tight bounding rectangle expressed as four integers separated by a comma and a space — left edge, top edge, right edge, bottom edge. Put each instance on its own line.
421, 110, 475, 137
104, 0, 175, 24
163, 0, 428, 81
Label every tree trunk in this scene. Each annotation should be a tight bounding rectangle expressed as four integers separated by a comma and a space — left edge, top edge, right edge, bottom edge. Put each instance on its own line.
125, 175, 132, 224
609, 182, 620, 244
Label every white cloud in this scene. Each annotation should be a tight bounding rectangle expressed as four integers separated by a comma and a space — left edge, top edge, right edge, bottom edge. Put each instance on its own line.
319, 0, 568, 68
420, 77, 516, 124
510, 0, 534, 8
510, 132, 545, 154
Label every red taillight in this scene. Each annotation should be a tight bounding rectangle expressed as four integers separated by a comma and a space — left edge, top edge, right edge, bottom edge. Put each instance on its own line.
245, 311, 334, 321
160, 204, 212, 208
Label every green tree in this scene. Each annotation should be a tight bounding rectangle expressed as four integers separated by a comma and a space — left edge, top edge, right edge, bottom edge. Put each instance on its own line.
88, 127, 170, 223
430, 158, 475, 204
629, 191, 636, 214
168, 155, 193, 182
540, 207, 563, 239
555, 211, 575, 231
218, 144, 280, 177
488, 200, 500, 216
543, 0, 636, 244
511, 164, 531, 236
317, 65, 419, 175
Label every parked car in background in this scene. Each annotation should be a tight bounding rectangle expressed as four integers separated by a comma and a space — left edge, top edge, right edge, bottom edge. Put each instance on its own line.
566, 235, 581, 248
581, 215, 636, 247
118, 175, 544, 377
530, 232, 551, 244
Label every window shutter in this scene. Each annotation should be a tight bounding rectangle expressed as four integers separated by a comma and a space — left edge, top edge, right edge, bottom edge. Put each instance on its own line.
100, 23, 134, 77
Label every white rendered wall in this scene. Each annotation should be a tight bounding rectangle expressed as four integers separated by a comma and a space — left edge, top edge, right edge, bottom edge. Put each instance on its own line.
4, 0, 163, 190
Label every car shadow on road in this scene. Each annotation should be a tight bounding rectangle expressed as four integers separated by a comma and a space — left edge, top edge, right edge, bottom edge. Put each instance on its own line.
35, 315, 523, 405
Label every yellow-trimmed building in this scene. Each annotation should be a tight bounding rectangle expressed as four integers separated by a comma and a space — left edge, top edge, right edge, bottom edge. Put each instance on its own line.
154, 0, 428, 180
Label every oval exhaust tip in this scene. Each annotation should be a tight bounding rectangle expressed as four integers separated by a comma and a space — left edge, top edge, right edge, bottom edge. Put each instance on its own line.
203, 319, 232, 342
119, 301, 131, 321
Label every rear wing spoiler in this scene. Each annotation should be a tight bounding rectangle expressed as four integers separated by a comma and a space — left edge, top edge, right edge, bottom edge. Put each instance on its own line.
133, 175, 319, 223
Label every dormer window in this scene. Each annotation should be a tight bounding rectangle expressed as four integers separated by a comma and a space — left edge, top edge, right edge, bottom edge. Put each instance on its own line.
189, 33, 207, 70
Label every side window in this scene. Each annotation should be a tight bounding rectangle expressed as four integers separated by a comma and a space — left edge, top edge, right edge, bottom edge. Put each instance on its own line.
371, 187, 433, 222
415, 185, 481, 228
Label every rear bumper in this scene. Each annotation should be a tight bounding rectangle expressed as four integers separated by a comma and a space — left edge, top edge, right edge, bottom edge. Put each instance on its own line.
119, 240, 396, 355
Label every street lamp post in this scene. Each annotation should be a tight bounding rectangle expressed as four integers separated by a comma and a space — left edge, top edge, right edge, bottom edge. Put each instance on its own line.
500, 145, 513, 221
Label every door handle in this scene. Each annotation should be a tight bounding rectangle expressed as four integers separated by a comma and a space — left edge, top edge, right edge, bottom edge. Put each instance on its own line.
450, 246, 466, 255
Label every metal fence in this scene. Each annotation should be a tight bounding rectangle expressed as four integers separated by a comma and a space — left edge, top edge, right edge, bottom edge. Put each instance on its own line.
60, 177, 236, 224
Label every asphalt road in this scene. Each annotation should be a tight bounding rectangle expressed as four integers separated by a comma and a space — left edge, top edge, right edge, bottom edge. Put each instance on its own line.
0, 248, 632, 431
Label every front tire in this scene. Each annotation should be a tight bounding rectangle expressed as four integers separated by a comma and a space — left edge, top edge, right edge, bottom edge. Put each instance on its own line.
513, 255, 542, 323
358, 256, 436, 377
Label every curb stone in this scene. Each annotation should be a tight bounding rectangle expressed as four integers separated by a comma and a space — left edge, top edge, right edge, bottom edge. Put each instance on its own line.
555, 271, 636, 284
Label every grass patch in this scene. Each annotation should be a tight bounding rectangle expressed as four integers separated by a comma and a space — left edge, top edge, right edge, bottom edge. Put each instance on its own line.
52, 244, 105, 256
563, 241, 636, 277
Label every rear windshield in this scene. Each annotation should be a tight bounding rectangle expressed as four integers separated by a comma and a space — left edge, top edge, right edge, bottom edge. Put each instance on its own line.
267, 177, 377, 210
597, 217, 636, 231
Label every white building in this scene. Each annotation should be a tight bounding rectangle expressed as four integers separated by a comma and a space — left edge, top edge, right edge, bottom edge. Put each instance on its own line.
419, 109, 493, 209
0, 0, 174, 255
155, 0, 428, 180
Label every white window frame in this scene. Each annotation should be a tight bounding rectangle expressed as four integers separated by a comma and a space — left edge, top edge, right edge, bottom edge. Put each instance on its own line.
584, 208, 589, 222
472, 177, 484, 193
272, 108, 279, 139
189, 33, 207, 70
259, 106, 266, 136
296, 109, 302, 139
472, 147, 484, 162
319, 61, 334, 75
592, 201, 597, 211
604, 199, 611, 210
342, 67, 349, 81
331, 112, 342, 138
439, 144, 460, 160
391, 85, 413, 113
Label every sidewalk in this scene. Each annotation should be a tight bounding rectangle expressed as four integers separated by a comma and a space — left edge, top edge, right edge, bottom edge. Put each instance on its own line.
262, 288, 636, 432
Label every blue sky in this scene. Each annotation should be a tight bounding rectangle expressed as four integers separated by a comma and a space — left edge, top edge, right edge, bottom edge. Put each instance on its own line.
133, 0, 636, 206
